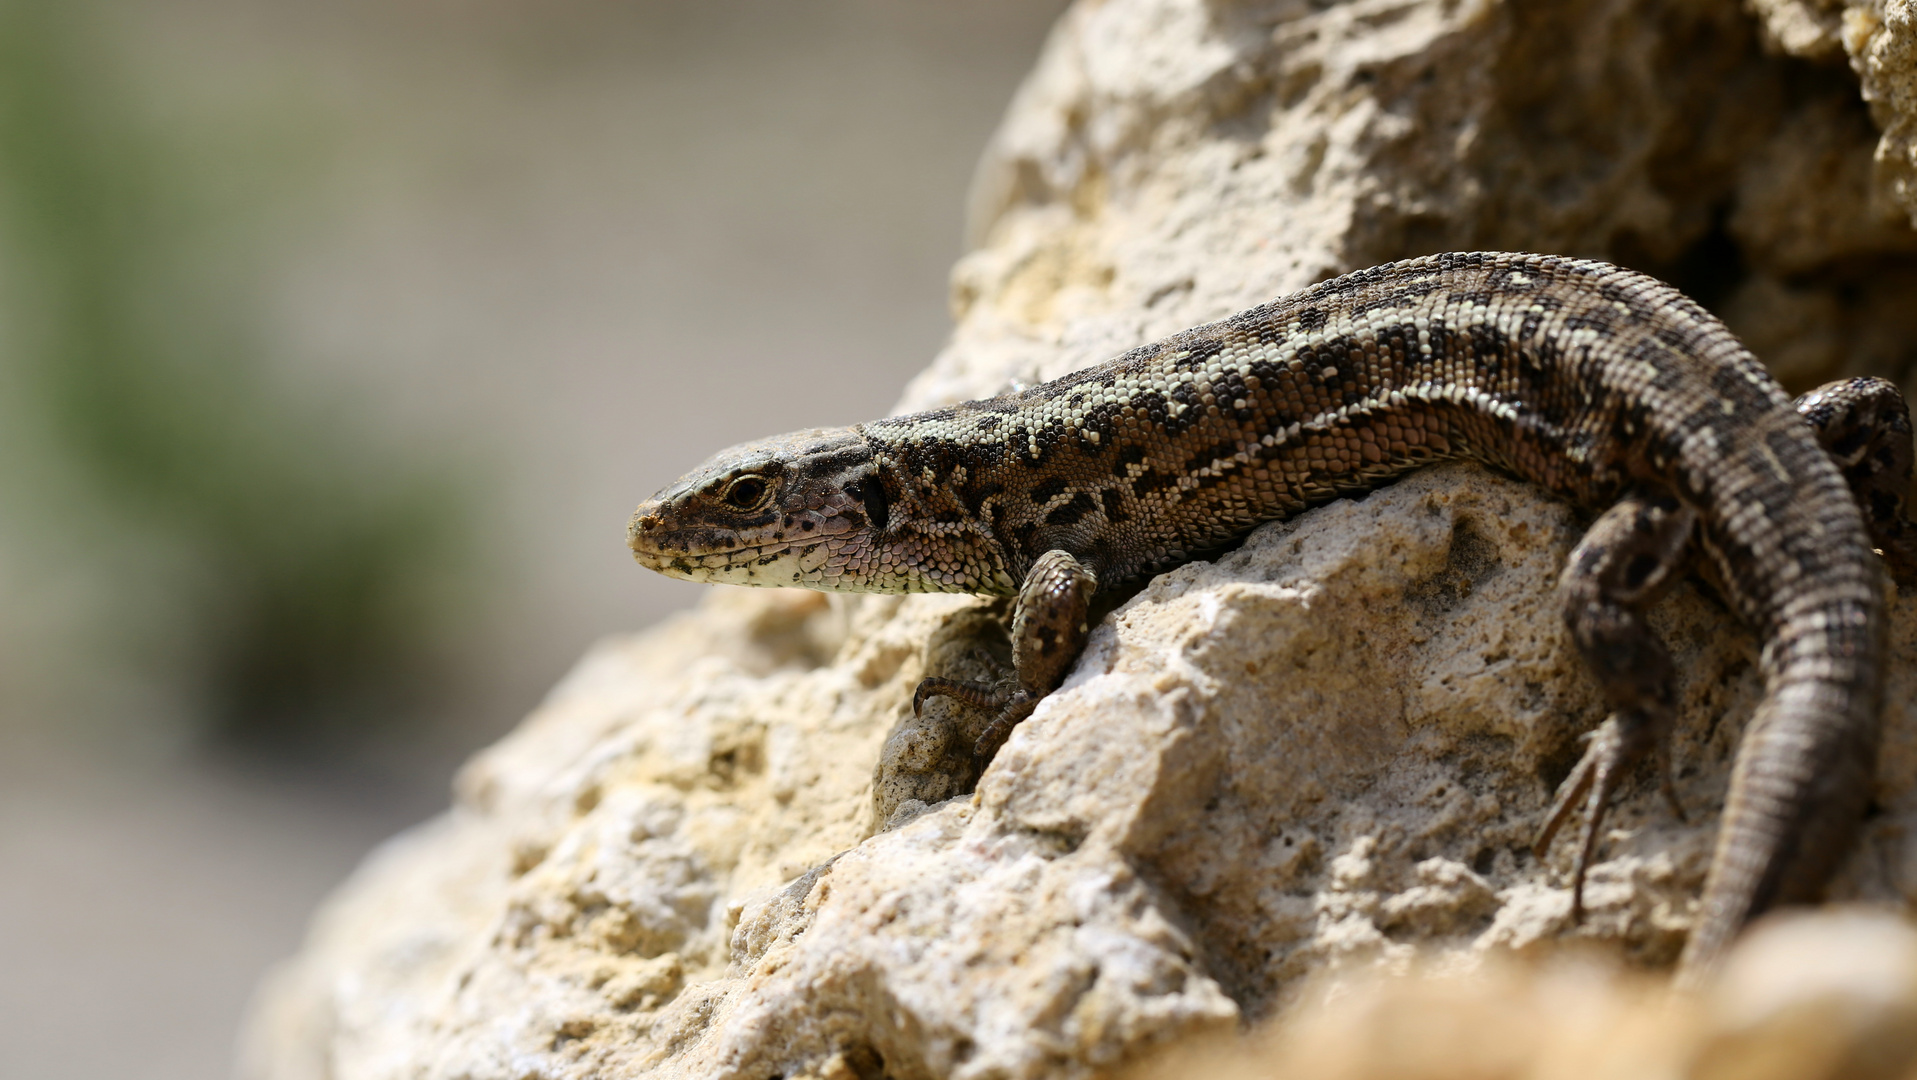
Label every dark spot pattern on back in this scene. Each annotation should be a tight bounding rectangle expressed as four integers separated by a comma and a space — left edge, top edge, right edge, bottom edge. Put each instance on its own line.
1045, 492, 1097, 527
1029, 475, 1068, 505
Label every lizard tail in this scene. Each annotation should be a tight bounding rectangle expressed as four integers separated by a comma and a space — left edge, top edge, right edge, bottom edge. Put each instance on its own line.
1676, 570, 1884, 985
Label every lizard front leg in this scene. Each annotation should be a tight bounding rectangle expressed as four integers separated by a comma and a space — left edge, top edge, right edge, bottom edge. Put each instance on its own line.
913, 549, 1098, 760
1535, 491, 1696, 921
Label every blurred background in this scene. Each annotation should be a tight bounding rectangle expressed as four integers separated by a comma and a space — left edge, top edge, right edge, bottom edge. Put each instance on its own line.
0, 1, 1066, 1075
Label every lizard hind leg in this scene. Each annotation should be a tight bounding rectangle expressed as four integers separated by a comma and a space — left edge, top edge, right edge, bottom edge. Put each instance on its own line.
913, 549, 1099, 762
1535, 491, 1696, 921
1797, 376, 1917, 586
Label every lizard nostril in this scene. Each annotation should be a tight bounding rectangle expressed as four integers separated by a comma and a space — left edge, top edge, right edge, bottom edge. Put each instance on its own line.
627, 509, 665, 549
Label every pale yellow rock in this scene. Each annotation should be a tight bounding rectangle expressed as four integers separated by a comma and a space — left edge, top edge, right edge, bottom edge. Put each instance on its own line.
1124, 910, 1917, 1080
242, 2, 1917, 1077
1751, 0, 1917, 230
241, 461, 1917, 1079
1698, 910, 1917, 1080
1854, 1, 1917, 227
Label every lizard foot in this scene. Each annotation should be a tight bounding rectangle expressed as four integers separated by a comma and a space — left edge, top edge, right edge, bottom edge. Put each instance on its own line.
1540, 491, 1693, 921
911, 678, 1037, 760
1534, 706, 1679, 921
910, 549, 1099, 765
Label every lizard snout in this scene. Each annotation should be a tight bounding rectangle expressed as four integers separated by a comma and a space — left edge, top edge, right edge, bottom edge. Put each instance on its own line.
627, 501, 666, 554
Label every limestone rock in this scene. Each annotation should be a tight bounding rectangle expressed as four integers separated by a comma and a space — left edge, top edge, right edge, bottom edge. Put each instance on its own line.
1852, 1, 1917, 228
242, 462, 1917, 1079
934, 0, 1917, 422
1124, 909, 1917, 1080
1749, 0, 1917, 231
243, 1, 1917, 1077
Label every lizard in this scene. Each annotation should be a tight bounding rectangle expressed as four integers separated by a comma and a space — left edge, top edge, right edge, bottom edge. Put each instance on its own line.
626, 251, 1917, 983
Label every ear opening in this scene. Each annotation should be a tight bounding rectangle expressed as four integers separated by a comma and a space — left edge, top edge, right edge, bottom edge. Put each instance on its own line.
852, 473, 891, 534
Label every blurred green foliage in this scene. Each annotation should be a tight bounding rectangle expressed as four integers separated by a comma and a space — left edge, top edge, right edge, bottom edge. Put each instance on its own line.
0, 0, 477, 747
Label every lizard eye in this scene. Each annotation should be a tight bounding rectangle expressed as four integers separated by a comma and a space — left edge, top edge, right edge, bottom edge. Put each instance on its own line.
721, 475, 770, 511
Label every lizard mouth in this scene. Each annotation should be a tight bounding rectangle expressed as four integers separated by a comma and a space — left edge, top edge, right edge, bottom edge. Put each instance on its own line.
651, 539, 804, 576
629, 501, 826, 582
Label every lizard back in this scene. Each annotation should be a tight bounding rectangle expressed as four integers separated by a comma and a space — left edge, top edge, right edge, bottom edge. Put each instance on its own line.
861, 252, 1859, 619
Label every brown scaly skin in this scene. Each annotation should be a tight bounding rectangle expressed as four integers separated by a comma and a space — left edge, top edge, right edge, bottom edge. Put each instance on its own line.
628, 252, 1917, 984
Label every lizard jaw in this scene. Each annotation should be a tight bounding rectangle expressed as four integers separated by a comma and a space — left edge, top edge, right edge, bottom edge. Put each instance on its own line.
628, 493, 877, 590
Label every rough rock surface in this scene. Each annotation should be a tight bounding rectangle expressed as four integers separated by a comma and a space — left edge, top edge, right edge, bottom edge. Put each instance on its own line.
1126, 909, 1917, 1080
241, 462, 1917, 1080
1750, 0, 1917, 228
242, 1, 1917, 1078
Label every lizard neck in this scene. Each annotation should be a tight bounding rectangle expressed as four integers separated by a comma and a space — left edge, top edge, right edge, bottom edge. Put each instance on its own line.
859, 431, 1021, 597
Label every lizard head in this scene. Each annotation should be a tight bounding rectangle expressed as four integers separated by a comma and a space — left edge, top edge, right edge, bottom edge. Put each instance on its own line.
628, 426, 897, 591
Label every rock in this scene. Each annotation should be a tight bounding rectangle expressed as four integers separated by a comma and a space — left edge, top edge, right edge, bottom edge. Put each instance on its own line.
1750, 0, 1917, 230
241, 463, 1917, 1079
937, 0, 1917, 419
1125, 908, 1917, 1080
1701, 909, 1917, 1080
242, 1, 1917, 1077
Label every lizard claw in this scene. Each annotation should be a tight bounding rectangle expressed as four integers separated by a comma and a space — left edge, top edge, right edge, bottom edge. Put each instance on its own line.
912, 676, 1005, 718
911, 677, 1041, 763
971, 692, 1038, 762
1534, 708, 1664, 923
